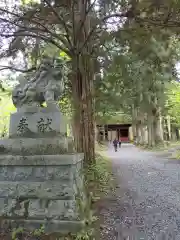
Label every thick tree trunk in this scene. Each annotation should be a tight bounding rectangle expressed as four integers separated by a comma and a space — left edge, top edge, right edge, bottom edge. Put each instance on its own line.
132, 124, 136, 141
139, 124, 146, 145
147, 120, 152, 147
135, 122, 141, 145
71, 56, 95, 165
154, 113, 164, 144
148, 105, 163, 146
164, 118, 169, 141
147, 115, 155, 147
95, 123, 98, 142
134, 108, 145, 145
102, 125, 106, 141
166, 116, 171, 141
175, 128, 180, 140
71, 60, 83, 151
138, 112, 146, 145
70, 0, 96, 165
131, 105, 137, 142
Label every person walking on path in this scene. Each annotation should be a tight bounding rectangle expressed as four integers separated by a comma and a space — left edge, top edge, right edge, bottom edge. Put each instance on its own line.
113, 138, 118, 152
119, 137, 122, 148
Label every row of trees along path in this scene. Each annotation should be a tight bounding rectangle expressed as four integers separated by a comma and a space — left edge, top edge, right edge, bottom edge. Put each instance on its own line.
0, 0, 180, 163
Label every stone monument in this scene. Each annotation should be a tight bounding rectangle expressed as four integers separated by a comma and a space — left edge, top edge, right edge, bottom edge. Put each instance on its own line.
0, 57, 84, 234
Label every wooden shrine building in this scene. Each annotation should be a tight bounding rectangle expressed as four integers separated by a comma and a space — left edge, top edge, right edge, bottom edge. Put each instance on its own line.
97, 123, 133, 143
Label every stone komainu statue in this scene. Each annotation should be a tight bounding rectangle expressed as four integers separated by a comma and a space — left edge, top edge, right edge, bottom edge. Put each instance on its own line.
12, 57, 64, 110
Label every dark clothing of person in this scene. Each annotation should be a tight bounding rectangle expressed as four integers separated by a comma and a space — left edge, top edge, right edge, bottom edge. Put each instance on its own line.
114, 145, 117, 152
119, 141, 121, 148
113, 139, 118, 146
113, 139, 118, 152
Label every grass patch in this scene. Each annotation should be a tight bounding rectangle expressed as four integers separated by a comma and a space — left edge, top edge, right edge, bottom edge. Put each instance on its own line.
68, 153, 114, 239
171, 150, 180, 160
175, 151, 180, 159
79, 152, 114, 239
62, 154, 113, 240
138, 141, 180, 152
86, 153, 114, 199
95, 141, 108, 152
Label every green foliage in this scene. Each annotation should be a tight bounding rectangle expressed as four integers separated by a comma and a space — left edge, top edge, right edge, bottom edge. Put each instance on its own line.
95, 28, 180, 126
166, 81, 180, 127
86, 153, 114, 197
0, 89, 15, 136
95, 60, 130, 123
32, 225, 45, 236
11, 225, 45, 240
104, 31, 180, 124
73, 153, 113, 240
175, 150, 180, 160
59, 97, 72, 117
97, 112, 131, 125
12, 227, 24, 240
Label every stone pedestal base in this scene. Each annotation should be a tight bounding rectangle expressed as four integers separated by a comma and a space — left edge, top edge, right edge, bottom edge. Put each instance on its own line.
0, 109, 84, 234
0, 152, 84, 233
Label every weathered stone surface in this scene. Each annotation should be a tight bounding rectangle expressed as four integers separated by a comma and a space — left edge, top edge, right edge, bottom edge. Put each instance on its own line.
0, 166, 33, 181
0, 153, 83, 165
0, 154, 83, 224
0, 149, 84, 233
0, 137, 75, 155
33, 167, 46, 180
0, 219, 84, 234
47, 200, 78, 220
0, 181, 77, 199
28, 199, 47, 218
0, 166, 73, 181
0, 198, 79, 220
9, 111, 67, 138
0, 59, 85, 234
28, 199, 78, 220
0, 198, 28, 217
12, 56, 64, 111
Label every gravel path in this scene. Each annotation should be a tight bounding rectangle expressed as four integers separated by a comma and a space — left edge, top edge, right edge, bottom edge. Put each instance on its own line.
100, 143, 180, 240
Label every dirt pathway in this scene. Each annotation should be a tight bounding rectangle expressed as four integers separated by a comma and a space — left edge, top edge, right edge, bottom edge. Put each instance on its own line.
99, 144, 180, 240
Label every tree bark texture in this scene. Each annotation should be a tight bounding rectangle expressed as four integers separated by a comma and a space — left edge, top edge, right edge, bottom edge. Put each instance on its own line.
71, 56, 95, 165
70, 0, 96, 164
147, 114, 155, 147
139, 124, 146, 145
154, 113, 164, 144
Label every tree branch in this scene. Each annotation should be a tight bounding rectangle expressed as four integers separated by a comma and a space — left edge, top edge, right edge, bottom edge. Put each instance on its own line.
42, 0, 73, 50
0, 31, 71, 56
76, 0, 97, 40
71, 0, 76, 47
0, 12, 71, 49
137, 17, 180, 28
79, 10, 131, 52
0, 6, 73, 50
100, 11, 133, 23
0, 65, 36, 72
